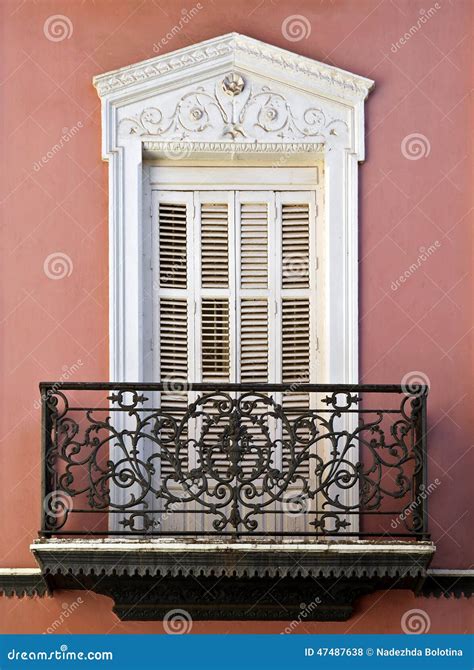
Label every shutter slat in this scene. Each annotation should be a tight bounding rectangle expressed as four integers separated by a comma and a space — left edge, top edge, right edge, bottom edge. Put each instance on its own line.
201, 203, 229, 288
239, 300, 270, 474
282, 202, 310, 289
158, 202, 187, 288
159, 298, 189, 475
202, 299, 230, 382
240, 203, 268, 289
240, 299, 268, 383
159, 299, 188, 390
281, 297, 310, 478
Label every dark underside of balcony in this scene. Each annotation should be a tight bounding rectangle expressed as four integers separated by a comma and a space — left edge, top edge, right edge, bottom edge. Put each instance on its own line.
31, 538, 435, 621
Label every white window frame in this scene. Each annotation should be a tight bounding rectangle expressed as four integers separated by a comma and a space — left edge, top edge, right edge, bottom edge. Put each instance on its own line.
94, 33, 374, 520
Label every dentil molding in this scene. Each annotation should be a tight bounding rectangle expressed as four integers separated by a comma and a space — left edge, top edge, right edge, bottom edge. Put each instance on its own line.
93, 33, 373, 100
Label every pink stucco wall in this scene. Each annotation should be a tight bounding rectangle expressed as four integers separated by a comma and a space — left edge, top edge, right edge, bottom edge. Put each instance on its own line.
0, 0, 472, 632
0, 590, 472, 635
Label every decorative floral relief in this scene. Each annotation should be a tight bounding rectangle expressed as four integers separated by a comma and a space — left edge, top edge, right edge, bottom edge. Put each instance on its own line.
118, 77, 348, 144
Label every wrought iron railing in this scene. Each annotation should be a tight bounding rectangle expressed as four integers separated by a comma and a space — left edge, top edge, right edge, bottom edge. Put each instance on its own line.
40, 382, 429, 540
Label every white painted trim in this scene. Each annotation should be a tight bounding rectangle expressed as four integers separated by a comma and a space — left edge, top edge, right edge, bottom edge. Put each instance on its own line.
427, 569, 474, 576
94, 31, 373, 400
93, 33, 374, 115
0, 568, 43, 576
31, 539, 434, 556
149, 165, 319, 190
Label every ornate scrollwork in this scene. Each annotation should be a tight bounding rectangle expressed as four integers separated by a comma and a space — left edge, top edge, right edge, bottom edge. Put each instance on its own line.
41, 384, 427, 538
118, 78, 348, 144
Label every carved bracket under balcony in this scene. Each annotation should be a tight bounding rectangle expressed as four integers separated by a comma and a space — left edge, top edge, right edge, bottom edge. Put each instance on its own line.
31, 539, 435, 621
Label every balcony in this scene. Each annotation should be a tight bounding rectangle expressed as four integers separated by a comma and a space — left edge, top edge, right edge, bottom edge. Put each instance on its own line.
32, 382, 435, 620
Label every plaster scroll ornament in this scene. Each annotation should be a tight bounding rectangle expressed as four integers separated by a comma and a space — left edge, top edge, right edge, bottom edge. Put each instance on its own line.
118, 75, 348, 144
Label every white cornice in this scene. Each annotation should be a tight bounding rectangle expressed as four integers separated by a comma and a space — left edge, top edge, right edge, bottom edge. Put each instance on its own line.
93, 32, 374, 101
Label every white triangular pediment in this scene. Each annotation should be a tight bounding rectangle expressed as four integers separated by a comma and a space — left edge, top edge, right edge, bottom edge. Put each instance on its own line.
94, 33, 373, 159
94, 32, 373, 101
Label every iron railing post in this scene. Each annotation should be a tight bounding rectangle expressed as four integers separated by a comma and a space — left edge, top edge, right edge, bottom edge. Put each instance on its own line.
420, 390, 429, 540
40, 383, 53, 538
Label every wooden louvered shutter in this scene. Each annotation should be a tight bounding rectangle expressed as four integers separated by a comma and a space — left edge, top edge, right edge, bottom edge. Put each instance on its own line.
152, 188, 317, 490
239, 201, 269, 290
235, 193, 273, 475
153, 192, 194, 477
235, 193, 273, 384
193, 193, 233, 478
240, 299, 268, 382
195, 192, 234, 383
154, 192, 193, 385
277, 192, 317, 484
